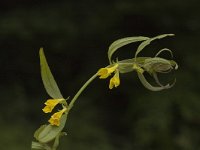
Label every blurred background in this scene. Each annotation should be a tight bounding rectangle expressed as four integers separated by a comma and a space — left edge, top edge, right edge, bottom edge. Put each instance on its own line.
0, 0, 200, 149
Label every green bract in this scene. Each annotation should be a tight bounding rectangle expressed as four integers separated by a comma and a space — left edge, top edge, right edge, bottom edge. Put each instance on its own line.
107, 34, 178, 91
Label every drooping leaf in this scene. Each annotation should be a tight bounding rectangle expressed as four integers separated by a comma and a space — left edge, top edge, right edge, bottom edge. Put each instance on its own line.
135, 34, 175, 58
152, 72, 164, 87
137, 72, 170, 91
152, 72, 176, 88
108, 36, 149, 63
39, 48, 63, 99
155, 48, 173, 58
35, 113, 67, 143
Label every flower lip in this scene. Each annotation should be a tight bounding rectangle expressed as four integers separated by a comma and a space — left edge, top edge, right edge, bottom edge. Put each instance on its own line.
48, 108, 67, 126
109, 70, 120, 89
97, 64, 118, 79
42, 98, 65, 113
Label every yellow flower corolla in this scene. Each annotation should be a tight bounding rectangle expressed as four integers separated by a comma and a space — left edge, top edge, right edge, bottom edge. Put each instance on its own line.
133, 63, 144, 74
42, 99, 64, 113
109, 71, 120, 89
48, 108, 67, 126
97, 64, 118, 79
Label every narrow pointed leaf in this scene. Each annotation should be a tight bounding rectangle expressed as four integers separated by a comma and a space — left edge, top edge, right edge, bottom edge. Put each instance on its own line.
108, 36, 149, 63
39, 48, 63, 99
135, 34, 174, 58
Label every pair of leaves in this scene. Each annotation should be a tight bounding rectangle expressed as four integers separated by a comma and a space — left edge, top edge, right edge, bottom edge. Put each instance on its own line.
108, 36, 149, 63
137, 72, 174, 91
32, 48, 67, 149
108, 34, 174, 63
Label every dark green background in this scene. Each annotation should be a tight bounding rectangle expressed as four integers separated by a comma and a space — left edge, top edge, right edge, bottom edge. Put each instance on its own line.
0, 0, 200, 149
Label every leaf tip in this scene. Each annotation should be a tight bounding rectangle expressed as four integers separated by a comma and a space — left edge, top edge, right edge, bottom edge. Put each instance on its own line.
168, 33, 175, 36
39, 47, 44, 54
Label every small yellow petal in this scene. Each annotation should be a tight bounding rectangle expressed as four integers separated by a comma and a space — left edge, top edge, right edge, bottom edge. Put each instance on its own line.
97, 68, 110, 79
42, 106, 52, 113
42, 99, 64, 113
97, 64, 118, 79
109, 71, 120, 89
48, 117, 60, 126
48, 108, 67, 126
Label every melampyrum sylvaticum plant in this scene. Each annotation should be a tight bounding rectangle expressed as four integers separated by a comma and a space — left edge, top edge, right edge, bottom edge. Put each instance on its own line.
32, 34, 178, 150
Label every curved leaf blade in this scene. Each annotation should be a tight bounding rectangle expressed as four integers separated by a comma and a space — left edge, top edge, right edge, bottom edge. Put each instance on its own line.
39, 48, 63, 99
137, 72, 169, 91
135, 34, 175, 58
108, 36, 149, 63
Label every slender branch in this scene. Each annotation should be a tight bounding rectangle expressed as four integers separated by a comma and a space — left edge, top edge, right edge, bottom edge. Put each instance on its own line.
68, 73, 98, 111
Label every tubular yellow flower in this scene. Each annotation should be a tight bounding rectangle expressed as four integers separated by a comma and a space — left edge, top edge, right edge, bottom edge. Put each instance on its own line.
97, 64, 118, 79
109, 70, 120, 89
42, 99, 65, 113
133, 63, 144, 74
48, 108, 67, 126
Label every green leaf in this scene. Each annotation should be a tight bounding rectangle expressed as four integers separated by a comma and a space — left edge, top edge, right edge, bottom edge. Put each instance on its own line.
143, 57, 172, 74
35, 113, 67, 143
31, 141, 46, 150
39, 48, 63, 99
108, 36, 149, 63
135, 34, 175, 58
152, 72, 176, 88
137, 72, 170, 91
170, 60, 178, 70
34, 125, 47, 140
155, 48, 173, 58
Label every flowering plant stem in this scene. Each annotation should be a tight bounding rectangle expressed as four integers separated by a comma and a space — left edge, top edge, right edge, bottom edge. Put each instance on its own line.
32, 35, 178, 150
68, 73, 98, 111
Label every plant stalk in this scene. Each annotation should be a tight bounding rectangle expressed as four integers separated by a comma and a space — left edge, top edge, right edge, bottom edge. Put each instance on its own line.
68, 73, 98, 111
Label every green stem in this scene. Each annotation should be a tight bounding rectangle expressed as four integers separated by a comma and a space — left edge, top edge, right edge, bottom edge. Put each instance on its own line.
68, 73, 98, 111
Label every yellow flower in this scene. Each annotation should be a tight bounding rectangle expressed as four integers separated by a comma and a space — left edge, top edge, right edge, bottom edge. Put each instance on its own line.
48, 108, 67, 126
42, 99, 64, 113
133, 63, 144, 74
109, 70, 120, 89
97, 64, 118, 79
